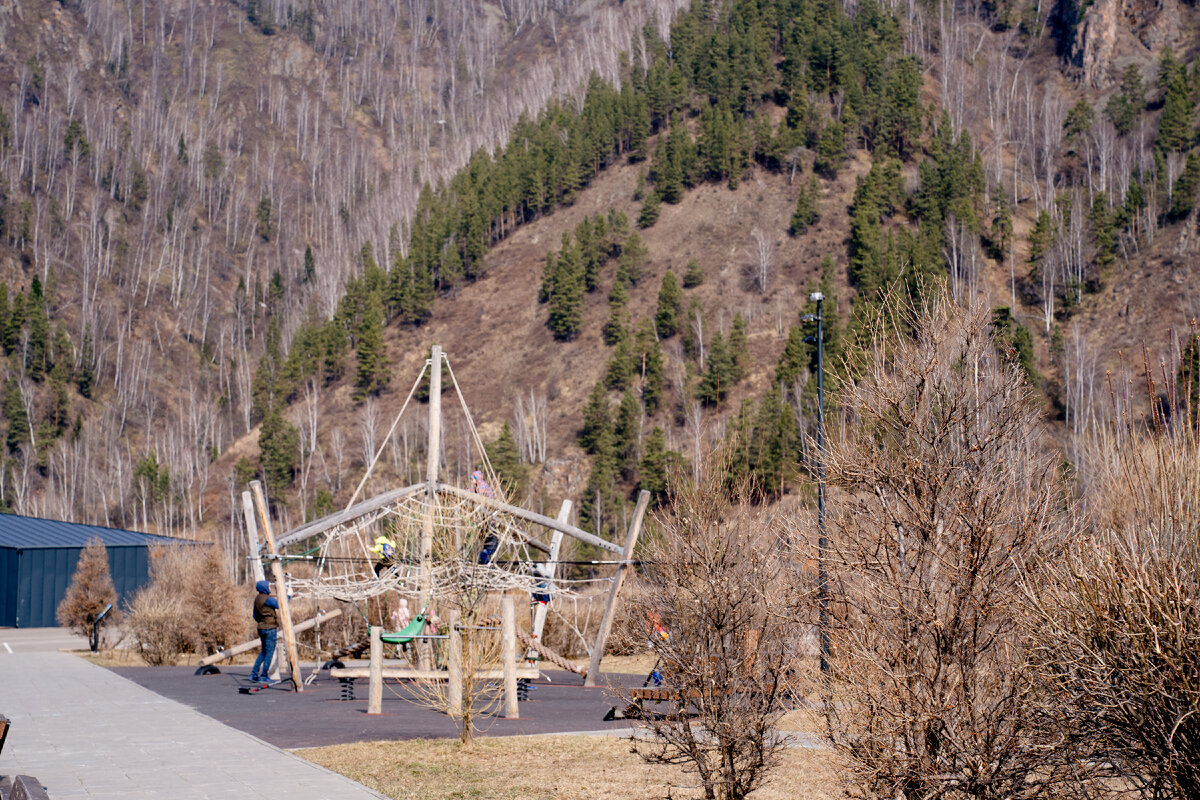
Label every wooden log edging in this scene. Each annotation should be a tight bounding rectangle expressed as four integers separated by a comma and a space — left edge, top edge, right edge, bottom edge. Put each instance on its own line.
329, 667, 540, 680
197, 608, 343, 667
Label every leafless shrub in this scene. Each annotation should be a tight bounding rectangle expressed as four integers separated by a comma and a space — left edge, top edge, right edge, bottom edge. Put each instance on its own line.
1026, 377, 1200, 799
127, 544, 246, 663
626, 459, 808, 800
57, 537, 122, 643
127, 587, 192, 666
185, 544, 249, 654
821, 288, 1083, 800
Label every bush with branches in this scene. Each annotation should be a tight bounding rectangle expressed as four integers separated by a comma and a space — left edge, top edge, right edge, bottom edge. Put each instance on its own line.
821, 289, 1084, 800
626, 461, 808, 800
128, 545, 247, 665
1026, 371, 1200, 799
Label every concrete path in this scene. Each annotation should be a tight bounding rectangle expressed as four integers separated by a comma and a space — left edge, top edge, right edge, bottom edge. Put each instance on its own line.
0, 627, 88, 653
0, 651, 387, 799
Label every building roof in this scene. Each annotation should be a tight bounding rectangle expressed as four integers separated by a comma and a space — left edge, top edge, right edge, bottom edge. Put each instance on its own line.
0, 513, 188, 550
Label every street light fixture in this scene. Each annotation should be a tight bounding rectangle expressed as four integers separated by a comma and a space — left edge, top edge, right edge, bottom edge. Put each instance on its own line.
801, 291, 829, 673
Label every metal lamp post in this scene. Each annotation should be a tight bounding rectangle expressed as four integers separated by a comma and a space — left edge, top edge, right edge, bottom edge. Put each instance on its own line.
801, 291, 829, 673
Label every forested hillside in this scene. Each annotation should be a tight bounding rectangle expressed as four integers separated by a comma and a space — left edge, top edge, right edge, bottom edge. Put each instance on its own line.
0, 0, 689, 551
1, 0, 1198, 561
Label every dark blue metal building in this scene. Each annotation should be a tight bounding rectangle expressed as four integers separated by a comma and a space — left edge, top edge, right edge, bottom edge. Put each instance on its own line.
0, 514, 187, 628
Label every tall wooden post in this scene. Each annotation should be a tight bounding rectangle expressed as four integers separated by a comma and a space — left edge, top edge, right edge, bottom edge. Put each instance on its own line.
368, 625, 383, 714
501, 594, 518, 718
250, 481, 304, 692
241, 491, 266, 585
447, 608, 462, 717
585, 490, 650, 687
418, 344, 443, 671
528, 501, 569, 658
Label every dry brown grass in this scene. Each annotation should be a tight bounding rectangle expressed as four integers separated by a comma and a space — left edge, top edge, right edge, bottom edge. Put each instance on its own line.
298, 734, 845, 800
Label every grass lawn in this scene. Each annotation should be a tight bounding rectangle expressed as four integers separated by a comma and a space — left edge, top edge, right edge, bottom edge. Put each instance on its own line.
299, 733, 844, 800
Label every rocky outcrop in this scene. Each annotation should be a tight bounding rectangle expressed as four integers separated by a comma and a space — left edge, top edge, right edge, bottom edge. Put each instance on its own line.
1070, 0, 1186, 87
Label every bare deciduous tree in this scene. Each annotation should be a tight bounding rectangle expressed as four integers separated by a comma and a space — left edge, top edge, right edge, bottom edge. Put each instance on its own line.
821, 289, 1082, 800
746, 227, 776, 294
626, 460, 808, 800
1026, 372, 1200, 799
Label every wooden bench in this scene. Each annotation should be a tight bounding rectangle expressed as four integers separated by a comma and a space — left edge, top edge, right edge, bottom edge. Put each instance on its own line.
606, 686, 738, 721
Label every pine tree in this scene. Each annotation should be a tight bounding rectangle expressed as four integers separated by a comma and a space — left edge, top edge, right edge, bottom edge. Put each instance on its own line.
3, 290, 24, 354
814, 119, 845, 179
579, 424, 620, 538
638, 189, 661, 228
698, 331, 734, 406
579, 381, 611, 455
485, 422, 529, 498
729, 313, 749, 383
776, 324, 812, 388
78, 323, 95, 399
259, 406, 300, 499
605, 334, 637, 392
354, 292, 389, 400
607, 208, 630, 255
683, 259, 705, 288
539, 249, 557, 303
635, 318, 666, 415
548, 238, 585, 341
790, 175, 821, 235
1155, 49, 1193, 153
1063, 99, 1094, 148
27, 276, 49, 380
57, 537, 120, 640
618, 231, 649, 285
1170, 152, 1200, 219
655, 271, 682, 338
638, 426, 671, 505
604, 278, 631, 346
1105, 64, 1144, 136
613, 389, 641, 478
3, 377, 27, 452
303, 245, 316, 284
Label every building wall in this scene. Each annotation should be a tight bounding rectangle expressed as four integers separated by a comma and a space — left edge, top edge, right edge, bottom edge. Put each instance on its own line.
3, 545, 153, 628
0, 546, 16, 627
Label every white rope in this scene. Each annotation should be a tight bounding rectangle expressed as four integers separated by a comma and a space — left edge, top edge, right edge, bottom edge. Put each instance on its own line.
443, 354, 505, 500
344, 359, 430, 509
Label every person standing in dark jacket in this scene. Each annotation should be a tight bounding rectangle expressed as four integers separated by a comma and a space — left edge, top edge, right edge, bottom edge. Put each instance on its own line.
250, 580, 280, 683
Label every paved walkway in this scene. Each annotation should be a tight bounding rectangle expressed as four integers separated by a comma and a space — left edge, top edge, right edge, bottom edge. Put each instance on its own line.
0, 650, 387, 799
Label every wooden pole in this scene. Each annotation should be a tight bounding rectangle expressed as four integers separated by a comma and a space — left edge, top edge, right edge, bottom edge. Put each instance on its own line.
437, 485, 618, 553
529, 501, 569, 659
198, 609, 342, 667
501, 594, 518, 719
276, 483, 426, 548
250, 480, 304, 692
447, 608, 462, 717
368, 625, 383, 714
585, 490, 650, 687
419, 344, 443, 671
241, 491, 266, 585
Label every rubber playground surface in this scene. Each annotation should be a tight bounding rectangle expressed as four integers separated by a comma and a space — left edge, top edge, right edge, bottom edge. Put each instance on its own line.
108, 664, 642, 749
